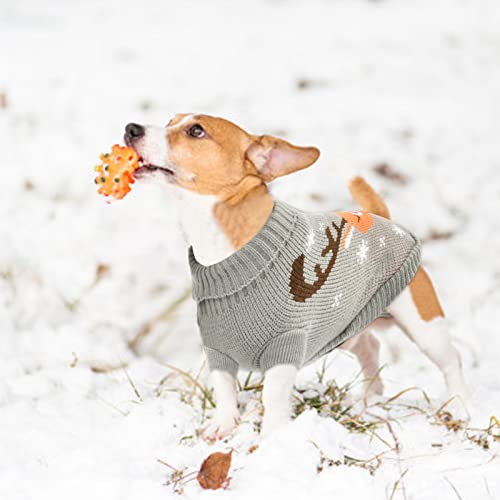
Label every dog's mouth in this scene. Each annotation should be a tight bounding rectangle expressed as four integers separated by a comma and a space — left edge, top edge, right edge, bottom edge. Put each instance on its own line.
134, 158, 175, 180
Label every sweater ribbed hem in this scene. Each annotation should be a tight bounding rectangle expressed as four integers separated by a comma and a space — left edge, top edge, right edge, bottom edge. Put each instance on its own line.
203, 346, 239, 377
189, 201, 298, 301
257, 330, 307, 372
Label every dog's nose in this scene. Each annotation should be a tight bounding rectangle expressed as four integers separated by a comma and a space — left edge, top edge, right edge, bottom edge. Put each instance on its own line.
125, 123, 145, 141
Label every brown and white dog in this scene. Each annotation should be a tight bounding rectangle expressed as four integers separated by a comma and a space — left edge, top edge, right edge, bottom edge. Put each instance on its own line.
124, 114, 467, 439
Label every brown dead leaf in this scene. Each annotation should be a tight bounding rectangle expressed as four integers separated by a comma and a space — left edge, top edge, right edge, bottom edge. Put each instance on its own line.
427, 229, 454, 241
296, 78, 313, 90
373, 163, 407, 185
296, 78, 330, 91
0, 92, 6, 109
435, 410, 465, 432
309, 192, 325, 202
95, 263, 110, 282
69, 352, 78, 368
197, 450, 233, 490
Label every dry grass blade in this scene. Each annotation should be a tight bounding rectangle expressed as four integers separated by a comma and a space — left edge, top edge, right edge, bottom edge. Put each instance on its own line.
460, 414, 500, 450
313, 441, 383, 476
292, 374, 397, 450
340, 416, 394, 449
161, 362, 215, 408
90, 362, 128, 373
238, 371, 264, 391
123, 367, 143, 402
129, 286, 192, 353
487, 416, 500, 440
381, 387, 428, 406
388, 469, 408, 500
444, 476, 464, 500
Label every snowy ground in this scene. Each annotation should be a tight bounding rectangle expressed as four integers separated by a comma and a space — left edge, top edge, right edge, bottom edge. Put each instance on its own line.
1, 0, 500, 498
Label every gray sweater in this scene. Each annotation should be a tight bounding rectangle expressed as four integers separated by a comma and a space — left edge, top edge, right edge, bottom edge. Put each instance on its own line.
189, 201, 421, 376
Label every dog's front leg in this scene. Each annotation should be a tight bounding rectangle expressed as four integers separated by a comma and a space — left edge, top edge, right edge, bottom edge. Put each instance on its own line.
262, 364, 298, 435
200, 370, 240, 441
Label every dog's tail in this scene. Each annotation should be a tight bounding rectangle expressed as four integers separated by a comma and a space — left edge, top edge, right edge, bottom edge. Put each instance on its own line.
348, 176, 391, 219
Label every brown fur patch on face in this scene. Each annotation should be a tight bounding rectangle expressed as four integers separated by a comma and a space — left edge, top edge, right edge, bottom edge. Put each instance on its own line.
166, 114, 258, 198
409, 267, 445, 321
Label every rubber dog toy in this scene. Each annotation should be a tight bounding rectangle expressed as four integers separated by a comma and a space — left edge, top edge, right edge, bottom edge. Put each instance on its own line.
94, 144, 139, 200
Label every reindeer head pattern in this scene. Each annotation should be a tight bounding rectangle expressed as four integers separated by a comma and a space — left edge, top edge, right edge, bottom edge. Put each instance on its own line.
289, 211, 374, 303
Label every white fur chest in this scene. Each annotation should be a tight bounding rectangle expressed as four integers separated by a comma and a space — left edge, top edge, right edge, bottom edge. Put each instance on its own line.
174, 189, 234, 266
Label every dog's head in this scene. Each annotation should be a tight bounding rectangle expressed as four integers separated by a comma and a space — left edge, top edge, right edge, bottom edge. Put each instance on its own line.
124, 114, 320, 202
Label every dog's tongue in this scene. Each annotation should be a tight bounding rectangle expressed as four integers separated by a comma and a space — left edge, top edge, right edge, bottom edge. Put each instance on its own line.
132, 165, 153, 180
93, 144, 140, 201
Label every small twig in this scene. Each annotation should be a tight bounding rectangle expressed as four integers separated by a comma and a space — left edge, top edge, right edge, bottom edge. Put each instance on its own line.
388, 420, 407, 500
385, 420, 401, 453
157, 459, 179, 472
157, 458, 197, 494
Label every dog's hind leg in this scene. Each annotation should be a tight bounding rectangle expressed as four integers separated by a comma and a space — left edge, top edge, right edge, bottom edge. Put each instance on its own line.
340, 329, 384, 399
387, 271, 468, 411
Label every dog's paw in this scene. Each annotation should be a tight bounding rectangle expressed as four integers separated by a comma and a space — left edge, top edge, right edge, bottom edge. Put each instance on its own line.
200, 410, 240, 441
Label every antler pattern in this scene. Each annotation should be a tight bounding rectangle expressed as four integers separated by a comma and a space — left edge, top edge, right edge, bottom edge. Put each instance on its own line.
289, 219, 347, 302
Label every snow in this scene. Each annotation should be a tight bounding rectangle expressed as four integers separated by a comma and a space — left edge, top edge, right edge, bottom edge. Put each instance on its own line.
356, 239, 369, 264
1, 0, 500, 498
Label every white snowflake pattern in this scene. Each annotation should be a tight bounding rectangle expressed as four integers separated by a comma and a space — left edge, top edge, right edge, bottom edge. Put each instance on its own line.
331, 293, 343, 308
305, 231, 315, 252
392, 225, 406, 237
356, 240, 369, 264
379, 236, 386, 248
344, 227, 354, 249
318, 221, 325, 232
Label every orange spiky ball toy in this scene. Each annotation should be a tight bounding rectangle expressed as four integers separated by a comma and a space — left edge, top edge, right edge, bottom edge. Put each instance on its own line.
94, 144, 139, 200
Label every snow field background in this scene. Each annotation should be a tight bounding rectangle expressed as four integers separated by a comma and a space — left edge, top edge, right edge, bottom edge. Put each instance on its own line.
1, 0, 499, 498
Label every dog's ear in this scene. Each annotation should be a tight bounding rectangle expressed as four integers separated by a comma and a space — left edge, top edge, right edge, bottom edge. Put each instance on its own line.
246, 135, 320, 182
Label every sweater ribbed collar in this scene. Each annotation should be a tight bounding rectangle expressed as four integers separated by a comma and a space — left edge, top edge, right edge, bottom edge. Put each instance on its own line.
188, 201, 298, 301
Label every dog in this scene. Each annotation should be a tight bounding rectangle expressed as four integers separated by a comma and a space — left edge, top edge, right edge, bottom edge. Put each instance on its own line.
124, 114, 467, 439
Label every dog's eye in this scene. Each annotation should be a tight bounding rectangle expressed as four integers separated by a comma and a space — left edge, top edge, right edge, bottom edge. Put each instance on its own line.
186, 124, 205, 138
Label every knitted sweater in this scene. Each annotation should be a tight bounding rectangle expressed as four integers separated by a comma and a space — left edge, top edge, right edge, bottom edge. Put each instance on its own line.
188, 201, 421, 376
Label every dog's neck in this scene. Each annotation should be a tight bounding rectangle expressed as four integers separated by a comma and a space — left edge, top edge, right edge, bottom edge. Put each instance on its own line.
174, 184, 274, 266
